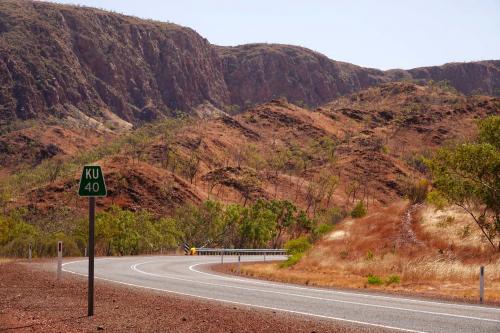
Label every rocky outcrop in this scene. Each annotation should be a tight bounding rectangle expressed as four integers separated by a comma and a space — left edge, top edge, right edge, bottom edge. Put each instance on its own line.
217, 44, 390, 108
406, 61, 500, 96
0, 0, 498, 128
0, 0, 229, 127
218, 44, 500, 108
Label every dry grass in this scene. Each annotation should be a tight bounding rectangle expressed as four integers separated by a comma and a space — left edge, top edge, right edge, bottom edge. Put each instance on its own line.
239, 261, 500, 304
418, 205, 492, 254
237, 202, 500, 303
0, 258, 13, 265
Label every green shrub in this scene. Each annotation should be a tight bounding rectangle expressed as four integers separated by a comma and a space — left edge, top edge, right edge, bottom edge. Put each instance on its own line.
313, 223, 333, 237
327, 207, 346, 224
284, 236, 311, 255
281, 237, 311, 268
1, 237, 33, 257
385, 275, 401, 285
367, 274, 383, 285
38, 233, 81, 257
365, 250, 374, 261
280, 253, 303, 268
350, 201, 367, 218
426, 190, 448, 210
404, 178, 429, 204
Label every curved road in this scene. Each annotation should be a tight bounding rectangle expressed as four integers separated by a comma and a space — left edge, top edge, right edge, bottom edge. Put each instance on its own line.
62, 256, 500, 333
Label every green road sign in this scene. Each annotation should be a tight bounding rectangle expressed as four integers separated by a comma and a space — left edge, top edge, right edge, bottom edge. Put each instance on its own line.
78, 165, 107, 197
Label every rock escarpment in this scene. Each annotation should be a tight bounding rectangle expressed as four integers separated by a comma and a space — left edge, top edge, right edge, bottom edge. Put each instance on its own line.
0, 0, 499, 128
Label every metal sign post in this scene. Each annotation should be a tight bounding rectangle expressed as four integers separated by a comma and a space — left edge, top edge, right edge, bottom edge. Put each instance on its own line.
78, 165, 106, 317
88, 197, 95, 316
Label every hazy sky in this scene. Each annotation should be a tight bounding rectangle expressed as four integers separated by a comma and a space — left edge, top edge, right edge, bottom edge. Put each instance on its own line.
45, 0, 500, 70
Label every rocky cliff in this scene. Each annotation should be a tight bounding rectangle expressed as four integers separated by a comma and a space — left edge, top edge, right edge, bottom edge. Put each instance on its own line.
219, 44, 500, 108
0, 0, 229, 128
217, 44, 390, 108
0, 0, 499, 128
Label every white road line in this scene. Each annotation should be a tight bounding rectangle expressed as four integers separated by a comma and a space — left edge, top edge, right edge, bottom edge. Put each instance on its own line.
130, 260, 500, 323
61, 260, 427, 333
188, 260, 500, 313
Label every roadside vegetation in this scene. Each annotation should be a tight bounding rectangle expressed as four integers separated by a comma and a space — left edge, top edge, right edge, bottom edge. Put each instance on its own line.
0, 198, 341, 257
0, 118, 189, 198
232, 115, 500, 302
426, 115, 500, 251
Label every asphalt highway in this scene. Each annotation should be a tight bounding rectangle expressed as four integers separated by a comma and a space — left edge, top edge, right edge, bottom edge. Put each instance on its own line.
62, 256, 500, 333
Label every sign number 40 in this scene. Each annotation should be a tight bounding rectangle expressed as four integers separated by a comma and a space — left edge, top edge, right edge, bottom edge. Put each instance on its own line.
85, 182, 100, 192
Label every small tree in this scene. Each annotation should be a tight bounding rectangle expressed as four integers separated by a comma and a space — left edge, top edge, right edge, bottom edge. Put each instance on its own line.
351, 201, 367, 218
126, 132, 149, 163
427, 116, 500, 251
47, 158, 64, 183
403, 177, 429, 204
184, 154, 201, 184
268, 200, 297, 248
0, 184, 12, 215
239, 199, 276, 248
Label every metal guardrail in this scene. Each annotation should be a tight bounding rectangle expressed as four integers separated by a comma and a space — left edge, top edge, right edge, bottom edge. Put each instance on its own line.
194, 248, 287, 256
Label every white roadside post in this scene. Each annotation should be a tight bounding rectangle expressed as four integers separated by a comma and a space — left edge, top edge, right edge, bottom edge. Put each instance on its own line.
84, 247, 87, 257
28, 243, 32, 262
238, 254, 241, 274
221, 249, 224, 264
57, 241, 63, 280
480, 266, 485, 304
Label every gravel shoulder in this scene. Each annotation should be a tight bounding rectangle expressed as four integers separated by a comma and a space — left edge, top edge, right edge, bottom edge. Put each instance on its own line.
0, 259, 387, 333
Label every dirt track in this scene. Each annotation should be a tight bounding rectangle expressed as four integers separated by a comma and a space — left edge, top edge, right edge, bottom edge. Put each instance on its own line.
0, 260, 383, 333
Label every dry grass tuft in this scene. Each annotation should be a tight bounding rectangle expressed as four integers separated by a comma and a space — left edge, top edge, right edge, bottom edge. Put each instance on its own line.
0, 258, 13, 265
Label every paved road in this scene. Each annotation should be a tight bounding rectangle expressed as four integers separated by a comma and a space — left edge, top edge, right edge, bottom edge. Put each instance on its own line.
63, 256, 500, 333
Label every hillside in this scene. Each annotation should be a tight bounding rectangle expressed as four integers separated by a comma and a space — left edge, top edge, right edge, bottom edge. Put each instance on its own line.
0, 0, 499, 132
2, 82, 497, 221
238, 202, 500, 302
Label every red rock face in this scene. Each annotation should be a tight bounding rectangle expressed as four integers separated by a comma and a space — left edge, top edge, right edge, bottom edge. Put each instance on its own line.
0, 0, 230, 126
217, 44, 390, 108
218, 44, 500, 109
406, 61, 500, 96
0, 0, 499, 127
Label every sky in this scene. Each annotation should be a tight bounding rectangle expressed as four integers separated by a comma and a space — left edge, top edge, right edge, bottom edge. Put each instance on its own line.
45, 0, 500, 70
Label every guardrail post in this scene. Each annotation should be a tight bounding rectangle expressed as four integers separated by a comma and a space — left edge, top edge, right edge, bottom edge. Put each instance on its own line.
264, 252, 266, 262
221, 250, 224, 264
238, 255, 241, 274
480, 266, 484, 304
57, 241, 63, 280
